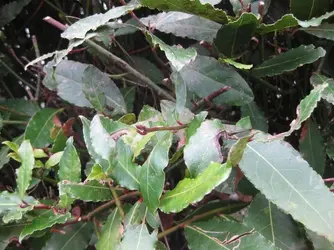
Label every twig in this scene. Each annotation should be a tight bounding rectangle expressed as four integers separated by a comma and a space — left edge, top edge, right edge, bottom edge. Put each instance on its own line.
0, 106, 31, 117
43, 16, 175, 102
191, 86, 231, 111
324, 178, 334, 183
2, 120, 27, 125
136, 124, 187, 135
32, 35, 42, 100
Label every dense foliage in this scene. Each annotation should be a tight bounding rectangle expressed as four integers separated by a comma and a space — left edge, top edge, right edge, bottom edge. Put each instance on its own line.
1, 0, 334, 249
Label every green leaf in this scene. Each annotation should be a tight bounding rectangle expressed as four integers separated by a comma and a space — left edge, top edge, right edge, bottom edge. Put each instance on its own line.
141, 12, 221, 43
82, 65, 126, 115
171, 71, 188, 115
42, 222, 93, 250
236, 117, 252, 130
120, 87, 136, 113
252, 45, 326, 77
0, 135, 23, 170
52, 129, 67, 153
244, 194, 307, 250
61, 3, 141, 40
185, 111, 208, 141
79, 116, 109, 171
298, 10, 334, 27
239, 139, 334, 241
110, 139, 140, 190
0, 191, 37, 224
214, 13, 259, 57
0, 0, 32, 27
59, 180, 113, 202
33, 149, 48, 158
96, 209, 122, 250
144, 32, 197, 71
16, 140, 35, 198
24, 108, 62, 148
45, 152, 63, 169
160, 162, 232, 213
301, 23, 334, 40
58, 137, 81, 182
241, 102, 268, 132
124, 202, 160, 229
185, 217, 276, 249
139, 0, 229, 23
86, 164, 107, 180
119, 223, 157, 250
160, 100, 194, 126
290, 0, 331, 20
131, 56, 164, 85
256, 14, 298, 34
310, 73, 334, 104
19, 210, 71, 242
184, 120, 224, 177
227, 136, 251, 167
179, 55, 254, 106
306, 229, 334, 249
299, 120, 326, 175
0, 99, 39, 120
139, 131, 172, 212
268, 83, 327, 140
221, 58, 253, 70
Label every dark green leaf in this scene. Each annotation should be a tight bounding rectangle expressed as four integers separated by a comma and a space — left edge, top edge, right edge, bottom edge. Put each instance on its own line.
145, 32, 197, 71
141, 12, 221, 42
24, 108, 62, 148
307, 229, 334, 249
132, 56, 164, 85
139, 0, 229, 23
139, 131, 172, 212
239, 139, 334, 241
16, 140, 35, 198
111, 139, 140, 190
82, 65, 126, 115
61, 4, 141, 40
171, 71, 188, 115
119, 224, 157, 250
96, 209, 122, 250
160, 162, 232, 213
244, 194, 307, 250
120, 87, 136, 113
0, 99, 39, 120
185, 217, 276, 249
290, 0, 331, 20
252, 45, 326, 77
214, 13, 259, 57
179, 55, 254, 106
0, 223, 27, 250
58, 137, 81, 182
241, 102, 268, 132
52, 129, 67, 153
19, 210, 71, 242
0, 0, 32, 27
185, 111, 208, 141
256, 14, 298, 34
299, 120, 326, 175
184, 120, 223, 177
42, 222, 93, 250
59, 180, 113, 202
301, 23, 334, 40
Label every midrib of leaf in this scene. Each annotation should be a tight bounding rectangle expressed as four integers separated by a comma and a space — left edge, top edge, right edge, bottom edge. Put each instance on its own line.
31, 110, 60, 145
186, 225, 229, 249
308, 0, 315, 20
247, 144, 330, 228
107, 208, 118, 249
268, 201, 275, 245
118, 150, 140, 184
255, 54, 310, 72
60, 223, 87, 250
161, 181, 203, 200
306, 123, 316, 168
300, 89, 322, 121
231, 16, 244, 57
136, 209, 147, 250
64, 183, 110, 190
127, 202, 140, 225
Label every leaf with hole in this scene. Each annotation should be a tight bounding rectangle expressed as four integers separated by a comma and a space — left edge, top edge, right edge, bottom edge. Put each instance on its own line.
160, 162, 232, 213
239, 139, 334, 241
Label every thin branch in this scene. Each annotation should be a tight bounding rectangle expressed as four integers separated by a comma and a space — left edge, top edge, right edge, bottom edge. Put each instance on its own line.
43, 16, 175, 102
192, 86, 231, 111
136, 124, 187, 135
0, 106, 31, 117
32, 35, 42, 100
108, 183, 125, 219
324, 178, 334, 183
